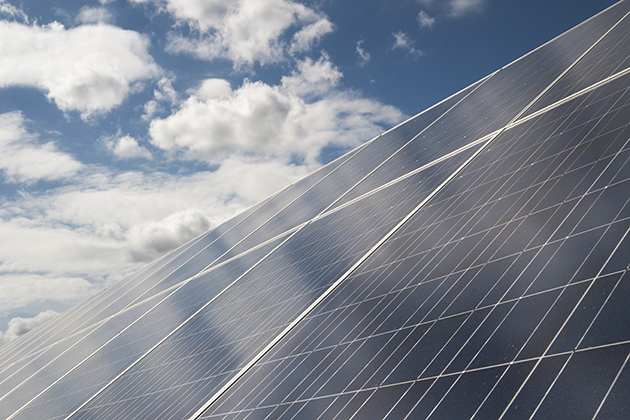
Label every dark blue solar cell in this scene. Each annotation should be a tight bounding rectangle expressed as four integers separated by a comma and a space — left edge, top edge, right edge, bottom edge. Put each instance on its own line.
405, 376, 458, 419
580, 271, 630, 349
428, 366, 506, 419
595, 354, 630, 419
384, 313, 469, 385
532, 344, 630, 420
420, 307, 491, 379
501, 354, 570, 420
472, 360, 537, 420
516, 282, 589, 360
549, 272, 623, 354
470, 290, 560, 369
346, 383, 411, 420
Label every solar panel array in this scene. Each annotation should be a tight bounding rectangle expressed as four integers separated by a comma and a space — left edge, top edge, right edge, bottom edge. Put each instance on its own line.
2, 1, 630, 419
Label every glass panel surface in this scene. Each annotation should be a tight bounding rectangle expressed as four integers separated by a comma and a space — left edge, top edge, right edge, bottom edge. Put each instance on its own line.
2, 237, 285, 420
201, 68, 630, 420
524, 10, 630, 117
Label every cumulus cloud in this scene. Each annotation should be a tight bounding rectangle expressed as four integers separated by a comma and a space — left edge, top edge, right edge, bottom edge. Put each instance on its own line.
0, 111, 83, 183
127, 208, 211, 260
192, 78, 232, 100
0, 21, 160, 118
148, 55, 403, 165
0, 310, 59, 343
392, 31, 424, 59
417, 10, 436, 28
109, 135, 153, 160
138, 0, 333, 68
356, 40, 371, 67
281, 54, 342, 97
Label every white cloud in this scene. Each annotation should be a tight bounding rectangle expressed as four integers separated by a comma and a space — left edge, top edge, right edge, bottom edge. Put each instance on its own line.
449, 0, 485, 17
126, 208, 211, 261
281, 54, 342, 97
109, 135, 153, 160
142, 100, 161, 121
0, 21, 160, 118
0, 157, 308, 282
356, 40, 371, 67
76, 6, 114, 24
392, 31, 424, 59
0, 309, 59, 343
0, 0, 27, 22
0, 158, 307, 325
417, 10, 436, 28
290, 18, 334, 54
139, 0, 332, 68
0, 272, 97, 313
153, 77, 179, 104
194, 78, 232, 100
0, 111, 83, 183
148, 55, 402, 165
142, 77, 179, 120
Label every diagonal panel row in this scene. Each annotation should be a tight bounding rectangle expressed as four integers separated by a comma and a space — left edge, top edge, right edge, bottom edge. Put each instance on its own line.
198, 67, 630, 420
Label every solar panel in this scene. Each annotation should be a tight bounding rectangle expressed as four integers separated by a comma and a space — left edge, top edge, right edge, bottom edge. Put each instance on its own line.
2, 2, 630, 420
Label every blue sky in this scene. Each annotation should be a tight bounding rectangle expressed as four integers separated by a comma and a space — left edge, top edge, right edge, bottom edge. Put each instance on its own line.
0, 0, 618, 342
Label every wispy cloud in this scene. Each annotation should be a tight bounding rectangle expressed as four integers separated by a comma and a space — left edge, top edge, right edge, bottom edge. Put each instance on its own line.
417, 10, 436, 29
0, 112, 83, 183
356, 40, 371, 66
76, 6, 114, 24
449, 0, 485, 17
0, 0, 28, 22
391, 31, 424, 59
